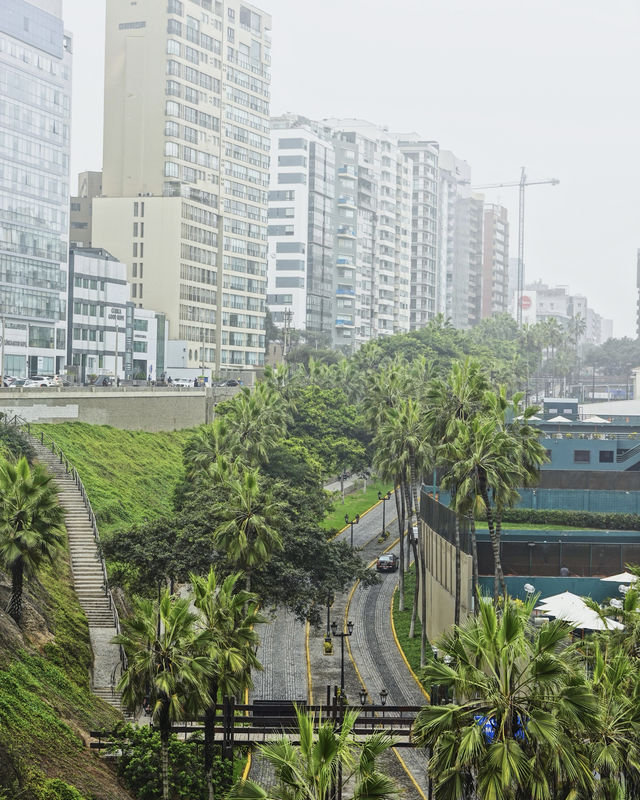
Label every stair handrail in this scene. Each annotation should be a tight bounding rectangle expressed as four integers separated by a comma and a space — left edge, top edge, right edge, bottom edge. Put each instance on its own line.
1, 415, 127, 670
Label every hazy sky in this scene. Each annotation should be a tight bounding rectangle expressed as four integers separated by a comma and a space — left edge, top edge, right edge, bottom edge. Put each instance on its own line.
63, 0, 640, 336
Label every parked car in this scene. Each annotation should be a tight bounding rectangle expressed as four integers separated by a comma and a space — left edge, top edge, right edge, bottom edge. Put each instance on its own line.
172, 378, 192, 388
24, 378, 52, 388
376, 553, 398, 573
8, 378, 27, 389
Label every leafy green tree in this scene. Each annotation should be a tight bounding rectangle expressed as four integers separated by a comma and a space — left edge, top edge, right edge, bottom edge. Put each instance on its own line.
108, 723, 232, 800
114, 592, 213, 800
191, 568, 265, 799
0, 456, 65, 626
413, 596, 599, 800
286, 385, 369, 478
228, 707, 397, 800
213, 467, 284, 593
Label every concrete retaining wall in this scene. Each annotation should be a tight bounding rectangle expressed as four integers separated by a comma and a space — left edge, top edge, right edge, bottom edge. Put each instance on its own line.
0, 386, 239, 431
419, 519, 474, 642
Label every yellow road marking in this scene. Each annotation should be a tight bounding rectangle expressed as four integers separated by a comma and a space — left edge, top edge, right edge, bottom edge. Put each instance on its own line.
390, 585, 430, 701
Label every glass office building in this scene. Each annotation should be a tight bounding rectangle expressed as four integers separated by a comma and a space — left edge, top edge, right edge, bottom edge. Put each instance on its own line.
0, 0, 71, 377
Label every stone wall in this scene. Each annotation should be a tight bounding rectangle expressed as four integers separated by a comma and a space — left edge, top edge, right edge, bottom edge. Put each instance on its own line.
0, 386, 239, 432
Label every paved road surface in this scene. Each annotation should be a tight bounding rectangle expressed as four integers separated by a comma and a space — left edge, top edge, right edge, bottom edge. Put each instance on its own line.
249, 492, 429, 797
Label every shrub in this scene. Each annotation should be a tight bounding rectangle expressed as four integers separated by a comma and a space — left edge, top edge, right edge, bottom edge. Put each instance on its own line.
109, 724, 232, 800
0, 423, 35, 462
479, 507, 640, 531
40, 779, 86, 800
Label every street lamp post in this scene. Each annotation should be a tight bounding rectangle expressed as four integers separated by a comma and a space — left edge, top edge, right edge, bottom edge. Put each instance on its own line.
378, 490, 391, 538
344, 513, 360, 549
331, 619, 354, 698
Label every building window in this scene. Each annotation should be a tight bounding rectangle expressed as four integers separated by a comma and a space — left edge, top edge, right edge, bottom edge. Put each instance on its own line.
573, 450, 590, 464
599, 450, 614, 463
134, 319, 148, 331
132, 263, 137, 277
164, 161, 179, 177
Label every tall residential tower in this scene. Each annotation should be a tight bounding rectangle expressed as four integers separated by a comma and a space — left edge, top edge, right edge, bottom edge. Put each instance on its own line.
0, 0, 72, 377
93, 0, 271, 376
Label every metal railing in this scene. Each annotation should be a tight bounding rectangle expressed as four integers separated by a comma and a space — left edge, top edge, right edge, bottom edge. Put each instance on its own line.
1, 413, 127, 671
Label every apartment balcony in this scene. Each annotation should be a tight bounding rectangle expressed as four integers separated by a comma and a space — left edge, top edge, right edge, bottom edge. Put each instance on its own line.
336, 288, 356, 297
337, 226, 357, 238
337, 166, 357, 179
335, 318, 355, 327
337, 195, 356, 208
336, 257, 354, 266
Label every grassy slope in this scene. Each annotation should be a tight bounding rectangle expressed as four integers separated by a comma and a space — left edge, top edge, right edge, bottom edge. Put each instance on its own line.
391, 565, 426, 684
30, 423, 193, 536
321, 480, 393, 532
0, 538, 131, 798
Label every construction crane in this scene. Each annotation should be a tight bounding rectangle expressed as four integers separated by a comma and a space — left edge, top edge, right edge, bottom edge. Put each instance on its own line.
472, 168, 559, 326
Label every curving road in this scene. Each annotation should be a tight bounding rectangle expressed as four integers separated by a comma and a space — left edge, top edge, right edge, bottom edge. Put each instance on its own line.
250, 493, 430, 797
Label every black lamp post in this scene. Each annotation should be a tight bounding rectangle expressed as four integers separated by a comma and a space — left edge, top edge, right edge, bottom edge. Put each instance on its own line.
378, 490, 392, 538
358, 687, 368, 705
379, 688, 388, 706
344, 513, 360, 549
331, 619, 354, 697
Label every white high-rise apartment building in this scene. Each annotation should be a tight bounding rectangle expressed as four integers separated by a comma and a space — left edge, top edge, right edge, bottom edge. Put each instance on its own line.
326, 120, 411, 351
481, 203, 509, 319
0, 0, 72, 378
93, 0, 271, 375
268, 118, 411, 353
438, 150, 483, 329
267, 115, 335, 339
398, 138, 439, 329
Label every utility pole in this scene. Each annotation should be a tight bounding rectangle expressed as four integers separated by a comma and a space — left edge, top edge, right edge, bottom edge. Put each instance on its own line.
473, 169, 559, 326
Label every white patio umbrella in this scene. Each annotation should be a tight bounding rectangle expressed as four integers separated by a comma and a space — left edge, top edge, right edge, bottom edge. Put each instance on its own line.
537, 591, 625, 630
547, 415, 572, 423
583, 415, 611, 424
600, 572, 637, 583
515, 414, 542, 421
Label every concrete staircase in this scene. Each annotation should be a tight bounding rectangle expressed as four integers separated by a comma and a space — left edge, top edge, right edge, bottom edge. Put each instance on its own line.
31, 439, 126, 715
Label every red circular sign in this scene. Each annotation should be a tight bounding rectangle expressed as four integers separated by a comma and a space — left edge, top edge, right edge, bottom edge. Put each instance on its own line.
520, 295, 532, 310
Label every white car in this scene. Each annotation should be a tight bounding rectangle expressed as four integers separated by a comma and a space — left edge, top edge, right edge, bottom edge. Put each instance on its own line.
171, 378, 193, 388
25, 377, 53, 388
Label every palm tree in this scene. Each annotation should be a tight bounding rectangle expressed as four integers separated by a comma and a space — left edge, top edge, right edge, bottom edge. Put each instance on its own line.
413, 595, 599, 800
441, 417, 512, 601
377, 399, 432, 664
191, 568, 266, 800
213, 467, 283, 593
585, 642, 640, 800
183, 417, 238, 479
0, 456, 65, 626
425, 359, 492, 617
220, 383, 289, 466
228, 706, 397, 800
114, 591, 213, 800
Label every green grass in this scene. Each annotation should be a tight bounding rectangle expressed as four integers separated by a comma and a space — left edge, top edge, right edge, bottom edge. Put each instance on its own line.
321, 479, 394, 532
477, 522, 591, 531
30, 423, 193, 536
0, 536, 128, 798
391, 565, 427, 688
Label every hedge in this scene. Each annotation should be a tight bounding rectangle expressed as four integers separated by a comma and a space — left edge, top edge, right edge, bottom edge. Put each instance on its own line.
478, 507, 640, 531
